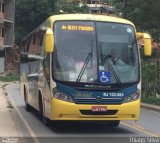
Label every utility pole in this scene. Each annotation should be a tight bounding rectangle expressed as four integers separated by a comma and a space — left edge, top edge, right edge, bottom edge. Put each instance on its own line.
4, 32, 7, 71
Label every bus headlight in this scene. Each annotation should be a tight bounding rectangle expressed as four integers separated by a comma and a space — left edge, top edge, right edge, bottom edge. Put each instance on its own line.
123, 91, 140, 103
53, 90, 73, 103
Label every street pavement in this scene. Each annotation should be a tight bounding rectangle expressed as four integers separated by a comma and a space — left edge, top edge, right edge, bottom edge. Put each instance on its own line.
0, 82, 30, 137
1, 82, 160, 143
141, 103, 160, 112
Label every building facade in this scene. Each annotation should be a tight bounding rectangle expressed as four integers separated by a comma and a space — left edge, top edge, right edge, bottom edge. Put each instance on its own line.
76, 0, 114, 14
61, 0, 114, 14
0, 0, 15, 73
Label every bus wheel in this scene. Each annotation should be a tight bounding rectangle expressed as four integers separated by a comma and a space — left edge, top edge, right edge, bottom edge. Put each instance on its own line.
25, 102, 32, 112
39, 94, 50, 126
107, 121, 120, 127
24, 88, 32, 112
43, 116, 51, 126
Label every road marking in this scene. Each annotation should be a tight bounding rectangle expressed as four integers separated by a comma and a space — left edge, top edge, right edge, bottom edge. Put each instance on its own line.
6, 85, 40, 143
132, 124, 145, 130
121, 122, 159, 137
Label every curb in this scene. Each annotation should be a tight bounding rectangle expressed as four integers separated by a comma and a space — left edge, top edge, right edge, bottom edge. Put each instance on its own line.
141, 103, 160, 112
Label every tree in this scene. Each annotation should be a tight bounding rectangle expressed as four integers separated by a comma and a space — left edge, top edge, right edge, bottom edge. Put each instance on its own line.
15, 0, 89, 45
55, 0, 89, 14
109, 0, 160, 40
15, 0, 57, 45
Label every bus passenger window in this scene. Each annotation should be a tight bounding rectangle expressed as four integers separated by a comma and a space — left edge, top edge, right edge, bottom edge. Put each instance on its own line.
43, 54, 50, 83
33, 33, 36, 45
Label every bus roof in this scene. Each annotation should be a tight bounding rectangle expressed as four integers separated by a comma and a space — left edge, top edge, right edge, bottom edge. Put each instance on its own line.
49, 14, 134, 26
22, 14, 135, 42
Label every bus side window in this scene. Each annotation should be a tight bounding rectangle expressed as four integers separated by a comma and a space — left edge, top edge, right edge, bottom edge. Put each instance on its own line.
39, 33, 44, 46
43, 53, 50, 85
33, 33, 36, 45
26, 36, 31, 52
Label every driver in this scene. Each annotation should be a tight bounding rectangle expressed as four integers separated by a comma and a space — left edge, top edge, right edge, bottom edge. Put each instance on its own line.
110, 48, 119, 64
110, 48, 125, 65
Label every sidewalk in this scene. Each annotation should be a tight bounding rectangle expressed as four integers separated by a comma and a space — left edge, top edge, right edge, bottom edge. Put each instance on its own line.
141, 102, 160, 112
0, 82, 20, 137
0, 82, 37, 143
0, 81, 32, 138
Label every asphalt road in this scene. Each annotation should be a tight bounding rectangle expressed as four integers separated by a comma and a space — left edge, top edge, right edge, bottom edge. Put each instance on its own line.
6, 83, 160, 143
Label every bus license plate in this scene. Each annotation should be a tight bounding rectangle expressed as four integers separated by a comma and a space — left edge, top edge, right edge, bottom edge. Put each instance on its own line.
91, 106, 107, 112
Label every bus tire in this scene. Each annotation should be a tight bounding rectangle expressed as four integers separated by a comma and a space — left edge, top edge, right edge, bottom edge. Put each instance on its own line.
24, 87, 32, 112
43, 116, 51, 126
25, 102, 32, 112
107, 120, 120, 127
39, 93, 50, 126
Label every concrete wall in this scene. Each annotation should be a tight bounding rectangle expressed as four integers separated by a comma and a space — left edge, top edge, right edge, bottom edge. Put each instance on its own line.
4, 0, 15, 22
0, 57, 4, 73
5, 22, 14, 46
4, 0, 15, 47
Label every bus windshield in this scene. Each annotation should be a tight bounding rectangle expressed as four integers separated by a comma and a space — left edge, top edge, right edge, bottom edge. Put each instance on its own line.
53, 21, 139, 85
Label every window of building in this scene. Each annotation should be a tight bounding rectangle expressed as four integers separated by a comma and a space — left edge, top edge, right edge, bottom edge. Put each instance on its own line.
87, 0, 91, 4
92, 1, 100, 4
2, 27, 4, 37
0, 2, 1, 12
0, 50, 5, 58
92, 10, 98, 13
2, 2, 4, 13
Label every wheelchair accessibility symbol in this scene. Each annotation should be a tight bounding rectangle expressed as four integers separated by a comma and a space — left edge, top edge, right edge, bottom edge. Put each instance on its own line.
99, 71, 111, 83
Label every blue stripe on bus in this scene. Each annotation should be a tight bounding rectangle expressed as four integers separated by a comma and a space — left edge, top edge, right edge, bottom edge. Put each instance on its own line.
56, 83, 137, 104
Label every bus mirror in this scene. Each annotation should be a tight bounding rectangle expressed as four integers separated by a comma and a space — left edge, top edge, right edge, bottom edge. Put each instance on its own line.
136, 32, 143, 40
136, 32, 152, 56
143, 33, 152, 56
45, 28, 54, 53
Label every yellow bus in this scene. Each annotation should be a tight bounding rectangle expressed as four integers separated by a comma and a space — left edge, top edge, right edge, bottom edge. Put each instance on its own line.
20, 14, 151, 127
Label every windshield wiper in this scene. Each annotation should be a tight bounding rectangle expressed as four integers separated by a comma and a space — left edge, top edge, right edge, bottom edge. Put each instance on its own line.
100, 45, 121, 84
104, 55, 121, 84
76, 52, 92, 82
76, 39, 94, 82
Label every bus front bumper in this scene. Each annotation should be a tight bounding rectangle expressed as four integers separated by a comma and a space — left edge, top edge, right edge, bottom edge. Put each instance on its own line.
50, 98, 140, 121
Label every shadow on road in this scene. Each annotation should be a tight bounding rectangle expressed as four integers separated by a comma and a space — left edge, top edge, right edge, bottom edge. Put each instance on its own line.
50, 121, 132, 134
26, 107, 133, 135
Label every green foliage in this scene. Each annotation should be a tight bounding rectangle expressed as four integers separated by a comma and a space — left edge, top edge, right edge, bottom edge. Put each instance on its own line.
0, 73, 19, 82
109, 0, 160, 40
141, 59, 157, 97
141, 48, 160, 104
15, 0, 57, 45
55, 1, 89, 14
15, 0, 89, 45
141, 94, 160, 106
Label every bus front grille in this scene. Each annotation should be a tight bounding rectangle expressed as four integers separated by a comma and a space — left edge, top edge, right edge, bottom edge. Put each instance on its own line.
74, 98, 122, 105
80, 110, 118, 115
